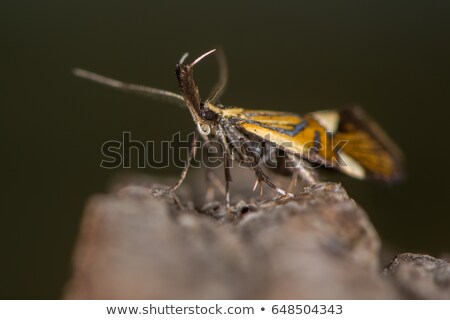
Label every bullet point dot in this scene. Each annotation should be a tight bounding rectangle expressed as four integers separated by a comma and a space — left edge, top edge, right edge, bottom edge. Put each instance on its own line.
261, 307, 265, 311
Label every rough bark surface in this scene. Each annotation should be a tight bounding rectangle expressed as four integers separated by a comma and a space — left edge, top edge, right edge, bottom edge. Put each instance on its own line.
64, 174, 450, 299
384, 253, 450, 299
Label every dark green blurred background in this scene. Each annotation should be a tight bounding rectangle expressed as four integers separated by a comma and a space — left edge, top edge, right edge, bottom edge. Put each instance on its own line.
1, 0, 449, 299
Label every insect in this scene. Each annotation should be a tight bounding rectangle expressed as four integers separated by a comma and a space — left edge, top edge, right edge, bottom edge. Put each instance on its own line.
74, 49, 403, 207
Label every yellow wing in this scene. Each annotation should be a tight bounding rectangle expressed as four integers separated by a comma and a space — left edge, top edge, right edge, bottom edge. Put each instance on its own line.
218, 106, 404, 182
332, 107, 404, 182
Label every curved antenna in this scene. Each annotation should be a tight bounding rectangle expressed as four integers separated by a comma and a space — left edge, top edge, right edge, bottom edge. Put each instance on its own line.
72, 68, 185, 107
206, 47, 228, 103
190, 49, 216, 67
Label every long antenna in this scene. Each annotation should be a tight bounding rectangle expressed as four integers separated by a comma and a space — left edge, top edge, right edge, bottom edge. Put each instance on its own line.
190, 49, 216, 67
73, 68, 185, 107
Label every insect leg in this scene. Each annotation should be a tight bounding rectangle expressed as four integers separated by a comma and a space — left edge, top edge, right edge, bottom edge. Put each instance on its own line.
170, 131, 199, 191
287, 171, 299, 193
251, 164, 293, 196
223, 152, 233, 208
223, 124, 293, 197
214, 129, 234, 207
204, 169, 226, 201
285, 152, 319, 186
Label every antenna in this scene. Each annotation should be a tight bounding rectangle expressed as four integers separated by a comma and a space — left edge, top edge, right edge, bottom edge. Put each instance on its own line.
190, 49, 216, 67
72, 68, 185, 107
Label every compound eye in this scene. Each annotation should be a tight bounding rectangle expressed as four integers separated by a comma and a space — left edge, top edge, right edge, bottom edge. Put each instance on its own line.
202, 109, 218, 121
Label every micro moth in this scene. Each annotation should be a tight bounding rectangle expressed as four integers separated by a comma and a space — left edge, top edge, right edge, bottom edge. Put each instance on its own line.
74, 49, 403, 207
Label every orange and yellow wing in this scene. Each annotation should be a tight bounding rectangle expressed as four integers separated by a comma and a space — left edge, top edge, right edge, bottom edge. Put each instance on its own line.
219, 106, 403, 182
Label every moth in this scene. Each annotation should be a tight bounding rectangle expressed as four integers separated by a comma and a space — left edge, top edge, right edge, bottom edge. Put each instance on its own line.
74, 49, 403, 206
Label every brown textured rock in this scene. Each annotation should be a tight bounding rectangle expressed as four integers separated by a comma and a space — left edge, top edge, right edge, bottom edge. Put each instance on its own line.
384, 253, 450, 299
64, 174, 448, 299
